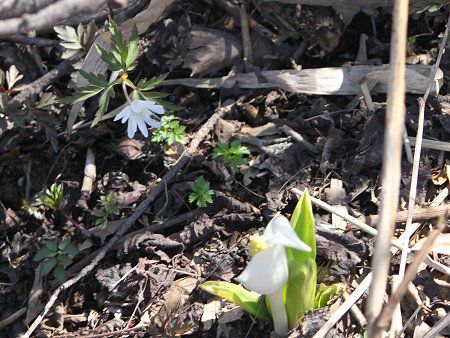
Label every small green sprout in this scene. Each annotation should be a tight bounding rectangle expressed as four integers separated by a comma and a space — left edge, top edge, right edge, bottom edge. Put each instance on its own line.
92, 193, 121, 229
151, 115, 187, 145
212, 140, 250, 172
37, 183, 63, 210
189, 176, 213, 208
33, 238, 78, 282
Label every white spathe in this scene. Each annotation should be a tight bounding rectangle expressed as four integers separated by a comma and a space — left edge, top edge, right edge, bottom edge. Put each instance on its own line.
114, 99, 164, 138
235, 214, 311, 337
236, 215, 311, 295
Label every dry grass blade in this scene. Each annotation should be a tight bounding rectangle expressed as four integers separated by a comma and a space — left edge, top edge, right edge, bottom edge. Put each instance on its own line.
365, 0, 409, 335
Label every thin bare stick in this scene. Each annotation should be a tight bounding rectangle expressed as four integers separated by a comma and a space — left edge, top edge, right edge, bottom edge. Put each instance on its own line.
398, 14, 450, 279
366, 0, 409, 334
343, 291, 367, 328
22, 99, 236, 338
409, 137, 450, 152
372, 216, 447, 336
421, 312, 450, 338
240, 3, 253, 72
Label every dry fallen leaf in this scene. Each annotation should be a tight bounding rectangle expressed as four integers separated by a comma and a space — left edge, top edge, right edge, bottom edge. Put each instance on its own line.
182, 25, 242, 76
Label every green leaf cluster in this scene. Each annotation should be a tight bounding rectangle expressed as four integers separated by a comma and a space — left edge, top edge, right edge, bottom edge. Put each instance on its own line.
212, 140, 250, 172
96, 21, 139, 72
151, 115, 187, 145
92, 193, 121, 229
33, 238, 78, 282
55, 21, 97, 60
188, 176, 213, 208
59, 19, 179, 127
37, 183, 63, 210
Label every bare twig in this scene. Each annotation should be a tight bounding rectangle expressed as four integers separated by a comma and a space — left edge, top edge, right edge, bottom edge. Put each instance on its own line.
212, 0, 279, 44
22, 100, 236, 338
0, 35, 58, 47
372, 216, 447, 336
363, 204, 450, 226
421, 312, 450, 338
280, 124, 316, 153
0, 0, 56, 19
0, 307, 27, 328
0, 0, 110, 36
399, 14, 450, 279
366, 0, 409, 334
240, 3, 253, 72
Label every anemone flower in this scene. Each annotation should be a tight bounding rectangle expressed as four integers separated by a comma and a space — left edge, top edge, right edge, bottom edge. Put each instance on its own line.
236, 215, 311, 337
114, 99, 164, 138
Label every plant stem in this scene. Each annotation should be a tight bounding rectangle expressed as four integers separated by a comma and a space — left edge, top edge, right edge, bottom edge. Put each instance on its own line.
60, 210, 85, 230
268, 288, 288, 337
122, 81, 131, 103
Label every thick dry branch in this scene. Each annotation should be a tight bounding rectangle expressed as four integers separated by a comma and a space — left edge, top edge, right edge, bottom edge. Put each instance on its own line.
22, 100, 235, 338
0, 0, 109, 36
0, 0, 56, 20
363, 205, 450, 227
161, 64, 441, 96
11, 60, 73, 106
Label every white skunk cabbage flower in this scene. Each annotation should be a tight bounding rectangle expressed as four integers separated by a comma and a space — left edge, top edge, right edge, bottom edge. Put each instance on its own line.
236, 215, 311, 337
114, 99, 164, 138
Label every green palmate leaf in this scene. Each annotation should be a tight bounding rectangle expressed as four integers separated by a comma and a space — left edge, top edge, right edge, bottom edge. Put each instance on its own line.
56, 254, 72, 266
288, 190, 316, 264
45, 240, 58, 252
63, 243, 78, 255
125, 25, 139, 70
200, 281, 271, 321
314, 283, 346, 309
6, 65, 23, 90
53, 264, 66, 282
108, 20, 126, 62
35, 92, 57, 109
59, 86, 103, 104
34, 246, 56, 261
139, 91, 169, 100
41, 258, 57, 276
137, 74, 168, 91
79, 70, 108, 87
58, 238, 71, 251
95, 45, 123, 71
92, 86, 115, 126
285, 258, 317, 328
189, 176, 214, 207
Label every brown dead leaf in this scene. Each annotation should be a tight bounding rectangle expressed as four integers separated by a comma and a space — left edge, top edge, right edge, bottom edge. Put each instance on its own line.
182, 25, 242, 76
239, 122, 280, 137
89, 219, 124, 243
